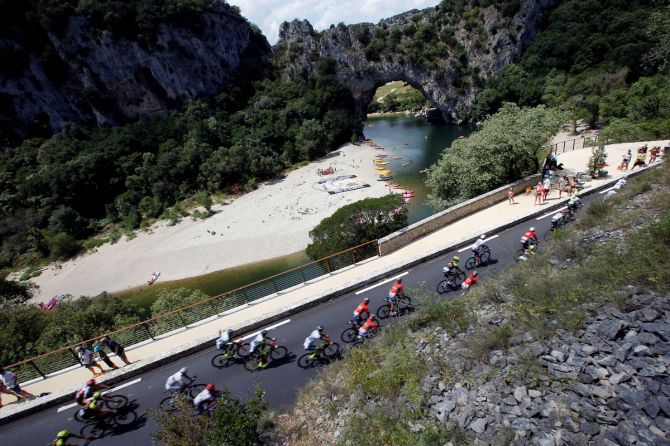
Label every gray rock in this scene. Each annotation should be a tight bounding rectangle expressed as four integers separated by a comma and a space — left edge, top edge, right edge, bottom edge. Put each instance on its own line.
581, 345, 598, 356
511, 417, 532, 431
502, 396, 518, 406
655, 416, 670, 432
581, 421, 600, 436
489, 350, 506, 366
578, 372, 596, 384
469, 417, 487, 434
639, 308, 660, 322
514, 386, 528, 402
620, 389, 647, 408
550, 350, 566, 363
644, 401, 661, 419
641, 322, 670, 341
590, 385, 612, 399
584, 365, 609, 380
433, 400, 456, 422
608, 372, 630, 385
638, 332, 661, 345
530, 341, 548, 357
457, 405, 475, 428
597, 354, 618, 367
528, 389, 542, 398
633, 344, 651, 355
598, 320, 626, 341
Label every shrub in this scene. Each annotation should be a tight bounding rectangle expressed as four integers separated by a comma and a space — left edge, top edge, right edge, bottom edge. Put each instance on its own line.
587, 145, 608, 178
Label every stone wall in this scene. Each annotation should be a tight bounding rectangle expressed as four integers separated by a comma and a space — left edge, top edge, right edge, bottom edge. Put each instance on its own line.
378, 174, 541, 255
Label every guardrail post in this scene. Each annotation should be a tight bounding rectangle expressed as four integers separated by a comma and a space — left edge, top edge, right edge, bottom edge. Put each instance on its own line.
352, 251, 356, 264
325, 258, 331, 273
30, 360, 46, 378
562, 140, 566, 152
143, 323, 156, 340
272, 280, 279, 293
300, 267, 306, 283
69, 347, 83, 365
572, 139, 575, 150
176, 310, 188, 328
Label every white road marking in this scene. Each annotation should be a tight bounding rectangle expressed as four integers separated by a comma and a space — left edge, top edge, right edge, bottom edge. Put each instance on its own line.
599, 186, 616, 194
241, 319, 291, 341
457, 235, 499, 252
354, 272, 409, 295
536, 207, 567, 220
57, 378, 142, 413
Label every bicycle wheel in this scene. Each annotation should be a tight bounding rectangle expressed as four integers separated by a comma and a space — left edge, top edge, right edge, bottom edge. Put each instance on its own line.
270, 346, 288, 361
80, 422, 106, 438
465, 257, 476, 270
105, 394, 128, 410
113, 410, 137, 426
453, 271, 465, 287
376, 304, 391, 319
73, 407, 86, 423
401, 303, 417, 315
298, 353, 315, 369
480, 250, 491, 264
188, 384, 206, 398
543, 228, 553, 241
211, 353, 233, 368
159, 396, 178, 412
398, 295, 412, 305
341, 327, 358, 343
515, 248, 526, 261
436, 280, 449, 294
351, 339, 365, 349
324, 342, 341, 359
235, 342, 251, 358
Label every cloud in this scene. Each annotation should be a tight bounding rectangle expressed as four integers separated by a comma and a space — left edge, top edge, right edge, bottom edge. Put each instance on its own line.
228, 0, 440, 44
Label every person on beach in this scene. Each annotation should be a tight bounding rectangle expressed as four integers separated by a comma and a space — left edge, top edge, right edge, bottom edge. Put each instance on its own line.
507, 188, 516, 204
98, 337, 131, 365
76, 345, 107, 377
618, 150, 632, 170
542, 176, 551, 201
0, 367, 35, 404
534, 181, 543, 205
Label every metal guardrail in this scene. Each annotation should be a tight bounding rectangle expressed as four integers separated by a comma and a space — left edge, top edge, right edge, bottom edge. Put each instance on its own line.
6, 240, 380, 382
545, 135, 609, 154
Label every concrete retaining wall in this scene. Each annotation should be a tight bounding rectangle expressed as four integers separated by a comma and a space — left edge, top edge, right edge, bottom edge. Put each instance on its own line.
378, 174, 542, 255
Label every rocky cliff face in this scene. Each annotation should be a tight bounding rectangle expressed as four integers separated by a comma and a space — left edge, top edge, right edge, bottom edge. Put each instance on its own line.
0, 3, 270, 140
274, 0, 556, 123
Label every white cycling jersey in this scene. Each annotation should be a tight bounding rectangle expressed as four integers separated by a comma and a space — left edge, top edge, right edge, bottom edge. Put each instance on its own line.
165, 372, 189, 392
303, 330, 322, 349
471, 238, 485, 252
250, 333, 265, 352
215, 329, 233, 350
551, 213, 563, 223
193, 389, 214, 408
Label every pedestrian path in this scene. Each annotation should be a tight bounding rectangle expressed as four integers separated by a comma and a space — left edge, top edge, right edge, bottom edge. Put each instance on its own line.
1, 139, 666, 418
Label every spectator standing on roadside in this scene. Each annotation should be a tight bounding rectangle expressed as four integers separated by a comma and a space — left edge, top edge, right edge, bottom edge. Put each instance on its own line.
649, 146, 660, 164
631, 147, 647, 170
618, 150, 632, 170
542, 176, 551, 201
507, 188, 516, 204
93, 346, 118, 370
0, 367, 34, 405
534, 181, 543, 205
76, 345, 106, 377
99, 337, 132, 365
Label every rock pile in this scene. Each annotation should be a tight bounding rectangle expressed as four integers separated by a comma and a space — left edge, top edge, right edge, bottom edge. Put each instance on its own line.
428, 289, 670, 445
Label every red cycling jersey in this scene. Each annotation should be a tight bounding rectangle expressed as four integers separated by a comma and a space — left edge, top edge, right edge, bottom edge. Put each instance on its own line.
354, 302, 369, 316
464, 275, 478, 286
360, 318, 379, 331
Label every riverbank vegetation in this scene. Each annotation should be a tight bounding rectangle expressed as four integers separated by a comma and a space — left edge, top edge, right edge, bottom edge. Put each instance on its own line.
0, 58, 359, 271
368, 82, 429, 114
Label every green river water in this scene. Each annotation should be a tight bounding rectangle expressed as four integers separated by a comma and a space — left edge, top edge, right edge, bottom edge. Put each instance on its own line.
118, 116, 471, 314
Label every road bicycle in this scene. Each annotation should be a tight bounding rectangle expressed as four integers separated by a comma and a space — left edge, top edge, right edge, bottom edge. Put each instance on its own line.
340, 320, 362, 343
436, 270, 466, 294
79, 408, 137, 438
159, 378, 206, 412
376, 296, 415, 319
74, 394, 128, 422
515, 241, 540, 262
465, 245, 491, 270
298, 341, 341, 369
211, 339, 251, 368
243, 338, 288, 372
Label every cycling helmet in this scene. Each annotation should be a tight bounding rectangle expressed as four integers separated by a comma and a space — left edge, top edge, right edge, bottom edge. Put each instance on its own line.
529, 227, 536, 231
316, 325, 324, 332
453, 256, 460, 262
92, 391, 102, 399
179, 367, 189, 374
57, 430, 70, 438
480, 234, 486, 239
472, 271, 478, 276
93, 346, 101, 353
442, 267, 448, 273
206, 383, 216, 391
396, 279, 402, 284
261, 330, 268, 336
87, 379, 96, 386
370, 315, 376, 320
363, 297, 369, 303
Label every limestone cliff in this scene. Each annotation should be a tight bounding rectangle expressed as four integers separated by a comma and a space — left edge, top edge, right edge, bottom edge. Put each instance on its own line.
274, 0, 556, 123
0, 2, 270, 140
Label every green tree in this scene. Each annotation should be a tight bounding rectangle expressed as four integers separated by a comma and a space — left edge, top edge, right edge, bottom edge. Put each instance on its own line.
427, 103, 566, 209
151, 287, 209, 318
0, 277, 33, 308
306, 195, 407, 259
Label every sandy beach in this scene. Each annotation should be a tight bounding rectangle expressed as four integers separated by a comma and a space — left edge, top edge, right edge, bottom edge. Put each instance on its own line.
29, 143, 393, 301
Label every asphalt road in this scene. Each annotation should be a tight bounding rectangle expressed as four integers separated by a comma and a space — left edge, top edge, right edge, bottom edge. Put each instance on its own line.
0, 191, 606, 446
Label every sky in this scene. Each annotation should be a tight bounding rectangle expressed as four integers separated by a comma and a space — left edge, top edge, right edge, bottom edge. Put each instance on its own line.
227, 0, 441, 44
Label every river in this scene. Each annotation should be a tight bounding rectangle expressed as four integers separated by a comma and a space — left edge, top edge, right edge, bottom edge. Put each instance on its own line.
118, 116, 471, 314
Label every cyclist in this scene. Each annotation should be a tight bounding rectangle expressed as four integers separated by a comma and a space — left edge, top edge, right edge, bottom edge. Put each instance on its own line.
551, 209, 567, 229
215, 329, 236, 358
250, 330, 272, 354
442, 256, 462, 285
520, 227, 538, 251
303, 326, 332, 359
461, 271, 478, 291
357, 315, 380, 339
165, 367, 194, 394
51, 430, 91, 446
567, 195, 582, 215
81, 391, 113, 421
389, 279, 405, 298
352, 298, 370, 325
75, 379, 109, 406
470, 234, 487, 267
193, 383, 220, 414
